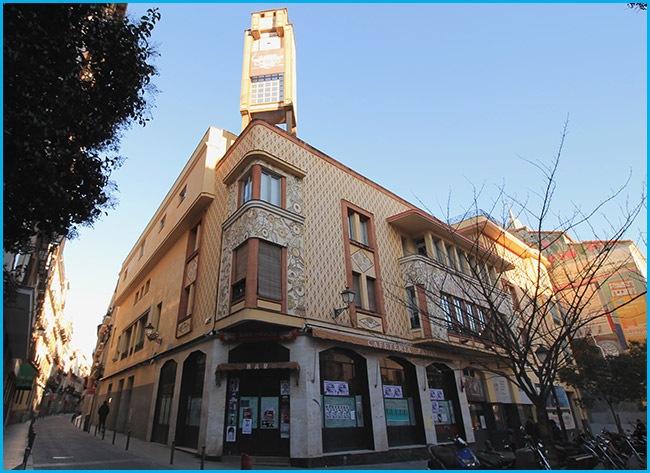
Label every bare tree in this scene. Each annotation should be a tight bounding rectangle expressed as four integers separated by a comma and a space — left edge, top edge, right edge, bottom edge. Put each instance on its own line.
389, 120, 646, 464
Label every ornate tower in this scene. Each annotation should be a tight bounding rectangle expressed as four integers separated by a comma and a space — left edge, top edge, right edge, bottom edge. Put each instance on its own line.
240, 9, 297, 135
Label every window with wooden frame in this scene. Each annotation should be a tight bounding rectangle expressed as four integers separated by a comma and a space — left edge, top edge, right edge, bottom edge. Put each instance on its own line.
260, 171, 281, 207
232, 243, 248, 301
239, 165, 286, 209
152, 302, 163, 331
446, 244, 458, 271
432, 238, 444, 264
342, 202, 384, 326
348, 211, 370, 246
406, 287, 420, 329
452, 297, 467, 331
177, 220, 202, 333
241, 174, 253, 205
121, 327, 132, 359
415, 238, 427, 257
133, 312, 147, 353
230, 239, 286, 309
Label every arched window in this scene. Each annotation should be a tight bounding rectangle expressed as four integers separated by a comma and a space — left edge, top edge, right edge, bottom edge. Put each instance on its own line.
319, 348, 373, 452
151, 360, 177, 444
380, 357, 425, 447
426, 363, 464, 443
175, 351, 206, 449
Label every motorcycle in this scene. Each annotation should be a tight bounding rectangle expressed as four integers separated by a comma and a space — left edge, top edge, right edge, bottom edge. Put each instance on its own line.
428, 436, 481, 469
473, 440, 516, 469
517, 426, 551, 469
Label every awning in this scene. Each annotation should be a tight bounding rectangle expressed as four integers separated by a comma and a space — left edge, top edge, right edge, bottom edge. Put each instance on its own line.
215, 362, 300, 386
16, 363, 37, 390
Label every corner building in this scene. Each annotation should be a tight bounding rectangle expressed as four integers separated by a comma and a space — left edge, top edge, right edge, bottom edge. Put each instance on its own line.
94, 9, 580, 466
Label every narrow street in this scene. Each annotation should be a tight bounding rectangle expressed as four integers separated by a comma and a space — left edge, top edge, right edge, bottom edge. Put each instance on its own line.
31, 415, 187, 470
29, 414, 429, 470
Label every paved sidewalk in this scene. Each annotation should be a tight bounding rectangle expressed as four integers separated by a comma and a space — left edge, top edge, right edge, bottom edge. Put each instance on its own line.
29, 415, 428, 470
76, 422, 427, 469
3, 419, 31, 470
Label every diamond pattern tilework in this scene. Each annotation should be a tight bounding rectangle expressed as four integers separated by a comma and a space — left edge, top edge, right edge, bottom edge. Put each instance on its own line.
196, 123, 425, 340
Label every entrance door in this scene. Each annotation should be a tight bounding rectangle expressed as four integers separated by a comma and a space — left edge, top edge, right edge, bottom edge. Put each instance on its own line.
175, 351, 206, 449
223, 369, 290, 457
152, 360, 176, 444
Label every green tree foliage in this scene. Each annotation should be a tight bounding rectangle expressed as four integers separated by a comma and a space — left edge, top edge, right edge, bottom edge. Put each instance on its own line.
3, 4, 160, 252
559, 339, 647, 432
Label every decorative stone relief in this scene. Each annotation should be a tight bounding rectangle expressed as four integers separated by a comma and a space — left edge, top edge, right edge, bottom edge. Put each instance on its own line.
217, 205, 305, 318
351, 249, 374, 274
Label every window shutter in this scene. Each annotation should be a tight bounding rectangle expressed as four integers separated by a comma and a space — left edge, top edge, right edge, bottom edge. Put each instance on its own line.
258, 241, 282, 300
235, 244, 248, 283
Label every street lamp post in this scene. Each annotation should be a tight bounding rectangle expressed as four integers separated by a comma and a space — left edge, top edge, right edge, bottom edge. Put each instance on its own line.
535, 345, 568, 441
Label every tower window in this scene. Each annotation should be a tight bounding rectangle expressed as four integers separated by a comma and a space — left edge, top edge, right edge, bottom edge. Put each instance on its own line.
251, 74, 284, 104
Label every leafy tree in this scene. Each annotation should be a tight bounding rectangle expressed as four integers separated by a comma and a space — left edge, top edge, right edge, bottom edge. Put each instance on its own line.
559, 339, 647, 433
391, 120, 646, 464
3, 3, 160, 253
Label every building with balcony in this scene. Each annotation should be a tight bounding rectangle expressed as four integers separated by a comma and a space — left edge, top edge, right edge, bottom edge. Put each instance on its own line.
3, 238, 76, 424
90, 8, 587, 466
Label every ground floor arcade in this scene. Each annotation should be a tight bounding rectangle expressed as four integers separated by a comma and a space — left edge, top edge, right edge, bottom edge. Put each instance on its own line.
94, 326, 584, 466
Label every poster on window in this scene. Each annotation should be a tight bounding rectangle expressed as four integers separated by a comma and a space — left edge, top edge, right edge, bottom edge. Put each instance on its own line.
431, 401, 440, 413
226, 425, 236, 442
239, 397, 258, 429
355, 396, 364, 427
230, 378, 240, 394
323, 396, 357, 428
542, 385, 570, 409
242, 418, 253, 435
432, 401, 455, 425
429, 388, 445, 401
385, 398, 410, 426
280, 398, 290, 439
383, 385, 404, 399
548, 411, 576, 430
324, 380, 350, 396
280, 379, 290, 396
260, 397, 278, 429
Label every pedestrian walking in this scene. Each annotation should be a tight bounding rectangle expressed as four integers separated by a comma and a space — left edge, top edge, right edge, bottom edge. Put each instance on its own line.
97, 401, 110, 432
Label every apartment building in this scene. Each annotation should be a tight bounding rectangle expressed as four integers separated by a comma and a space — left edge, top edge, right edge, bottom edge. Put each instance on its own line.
91, 9, 584, 465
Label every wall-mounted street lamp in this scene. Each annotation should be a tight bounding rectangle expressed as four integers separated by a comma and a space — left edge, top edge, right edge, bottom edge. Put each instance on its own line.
332, 287, 355, 319
145, 322, 162, 345
535, 345, 550, 364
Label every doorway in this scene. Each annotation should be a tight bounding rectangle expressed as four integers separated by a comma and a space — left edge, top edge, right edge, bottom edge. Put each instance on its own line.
151, 360, 176, 444
223, 342, 291, 457
175, 351, 206, 449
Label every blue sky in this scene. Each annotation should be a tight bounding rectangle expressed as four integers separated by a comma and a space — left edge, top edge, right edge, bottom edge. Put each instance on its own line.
62, 3, 647, 358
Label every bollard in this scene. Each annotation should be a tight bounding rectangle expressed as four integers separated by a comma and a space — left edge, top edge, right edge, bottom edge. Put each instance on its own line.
170, 441, 175, 465
22, 447, 31, 469
112, 429, 117, 445
94, 424, 98, 436
126, 431, 131, 450
241, 452, 252, 470
200, 446, 206, 470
